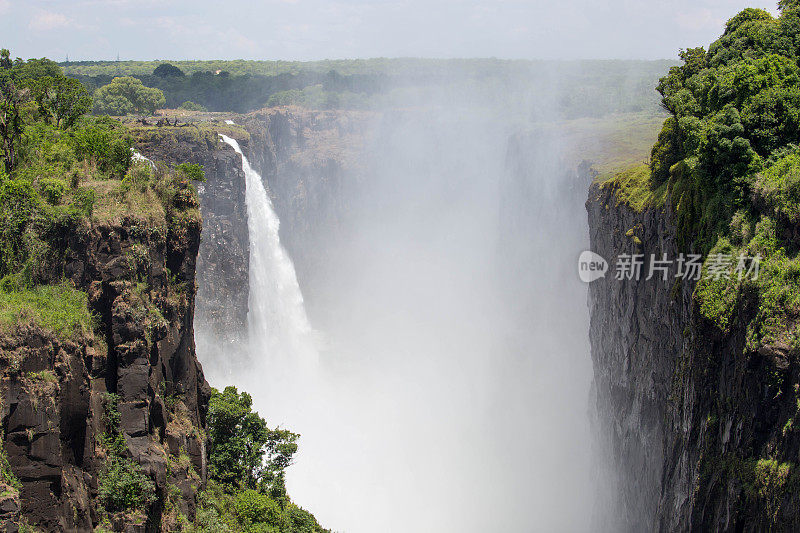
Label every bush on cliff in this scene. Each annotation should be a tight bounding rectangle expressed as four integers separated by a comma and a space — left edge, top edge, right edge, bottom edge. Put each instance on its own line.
190, 386, 327, 533
97, 393, 157, 514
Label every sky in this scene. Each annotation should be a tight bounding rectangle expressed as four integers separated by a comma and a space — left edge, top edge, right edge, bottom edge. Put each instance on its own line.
0, 0, 781, 62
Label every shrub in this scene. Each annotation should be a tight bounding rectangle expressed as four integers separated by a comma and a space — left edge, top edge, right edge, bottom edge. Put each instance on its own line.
0, 178, 39, 277
98, 393, 156, 513
755, 150, 800, 223
179, 101, 206, 112
98, 456, 157, 512
650, 116, 683, 184
176, 162, 206, 182
234, 489, 282, 527
71, 122, 133, 177
0, 439, 20, 490
38, 178, 65, 205
70, 187, 96, 218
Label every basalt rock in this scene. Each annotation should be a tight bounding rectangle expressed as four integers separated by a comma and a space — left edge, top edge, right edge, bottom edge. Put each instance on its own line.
0, 213, 210, 532
136, 128, 250, 374
587, 181, 800, 531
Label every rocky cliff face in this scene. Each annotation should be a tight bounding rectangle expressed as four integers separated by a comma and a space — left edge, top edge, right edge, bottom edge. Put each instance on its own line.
0, 212, 210, 531
587, 181, 800, 531
136, 128, 251, 375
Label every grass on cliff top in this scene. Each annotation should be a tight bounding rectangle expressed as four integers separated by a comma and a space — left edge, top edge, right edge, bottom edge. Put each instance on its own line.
89, 178, 167, 225
0, 283, 94, 340
126, 118, 251, 146
596, 164, 668, 212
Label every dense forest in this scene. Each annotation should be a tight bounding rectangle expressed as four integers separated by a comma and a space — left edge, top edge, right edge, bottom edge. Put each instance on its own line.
61, 58, 675, 116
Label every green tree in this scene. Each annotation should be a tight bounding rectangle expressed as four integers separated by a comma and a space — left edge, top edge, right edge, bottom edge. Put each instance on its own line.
0, 49, 11, 71
207, 386, 299, 490
10, 57, 62, 82
0, 70, 28, 171
153, 63, 185, 78
93, 76, 165, 116
29, 75, 92, 128
178, 100, 206, 111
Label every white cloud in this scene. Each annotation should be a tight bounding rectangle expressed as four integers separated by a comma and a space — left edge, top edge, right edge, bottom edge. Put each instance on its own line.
0, 0, 9, 15
29, 10, 75, 31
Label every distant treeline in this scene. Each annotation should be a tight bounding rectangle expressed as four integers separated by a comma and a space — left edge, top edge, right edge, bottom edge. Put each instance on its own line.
62, 58, 678, 117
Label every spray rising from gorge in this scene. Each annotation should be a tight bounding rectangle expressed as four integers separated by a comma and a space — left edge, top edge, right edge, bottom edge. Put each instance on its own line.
198, 85, 606, 531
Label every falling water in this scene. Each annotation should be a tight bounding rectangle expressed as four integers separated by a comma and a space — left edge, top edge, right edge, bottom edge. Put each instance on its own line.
218, 134, 317, 371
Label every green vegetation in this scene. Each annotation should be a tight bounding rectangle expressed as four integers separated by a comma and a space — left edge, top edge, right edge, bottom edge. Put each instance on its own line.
0, 423, 20, 492
0, 49, 203, 344
28, 75, 92, 129
604, 5, 800, 523
93, 76, 166, 116
0, 48, 330, 533
189, 387, 327, 533
597, 164, 667, 212
98, 393, 157, 514
601, 2, 800, 347
179, 101, 207, 112
61, 58, 673, 117
0, 283, 93, 339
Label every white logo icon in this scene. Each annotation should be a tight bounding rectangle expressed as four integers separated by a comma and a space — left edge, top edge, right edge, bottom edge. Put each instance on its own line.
578, 251, 608, 283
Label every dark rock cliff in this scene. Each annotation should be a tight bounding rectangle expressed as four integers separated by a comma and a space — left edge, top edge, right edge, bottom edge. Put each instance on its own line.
0, 213, 210, 531
136, 128, 251, 374
587, 181, 800, 531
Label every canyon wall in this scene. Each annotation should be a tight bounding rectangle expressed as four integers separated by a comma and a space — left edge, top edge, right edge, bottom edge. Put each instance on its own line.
587, 181, 800, 531
136, 129, 250, 373
240, 107, 372, 321
0, 211, 209, 531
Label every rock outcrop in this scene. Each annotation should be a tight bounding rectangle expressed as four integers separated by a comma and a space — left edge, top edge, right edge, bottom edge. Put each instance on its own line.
587, 181, 800, 531
0, 212, 210, 531
135, 128, 250, 367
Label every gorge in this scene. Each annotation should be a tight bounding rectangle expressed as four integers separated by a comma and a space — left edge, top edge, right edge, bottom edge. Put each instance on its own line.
4, 2, 800, 529
184, 102, 604, 532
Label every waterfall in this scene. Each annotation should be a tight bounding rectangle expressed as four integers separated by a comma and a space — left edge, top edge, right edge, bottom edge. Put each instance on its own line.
219, 135, 317, 370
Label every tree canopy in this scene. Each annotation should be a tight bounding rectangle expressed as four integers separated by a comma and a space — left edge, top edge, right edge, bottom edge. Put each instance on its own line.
207, 386, 299, 491
153, 63, 185, 78
30, 75, 92, 128
93, 76, 165, 116
1, 49, 89, 170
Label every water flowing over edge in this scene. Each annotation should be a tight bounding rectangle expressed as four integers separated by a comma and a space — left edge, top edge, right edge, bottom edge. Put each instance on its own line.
219, 134, 317, 369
